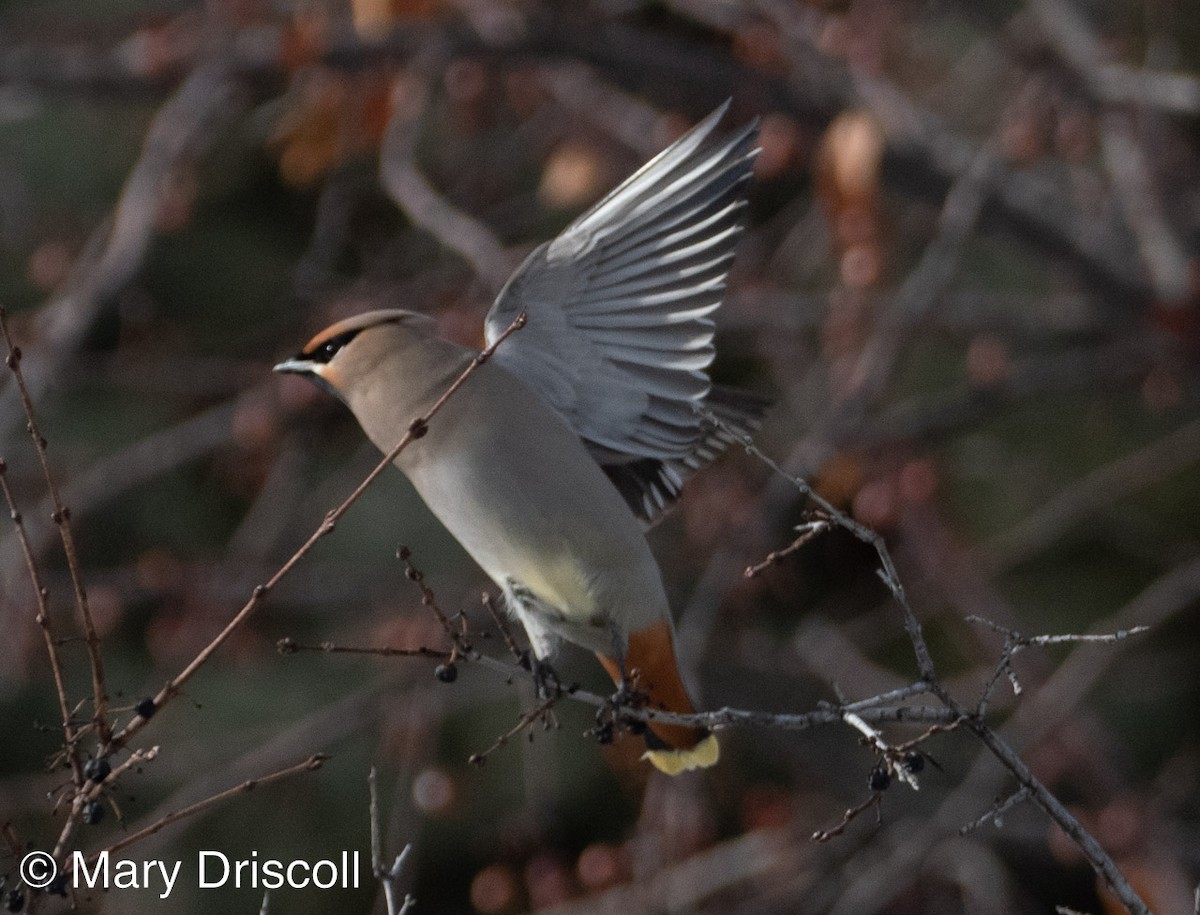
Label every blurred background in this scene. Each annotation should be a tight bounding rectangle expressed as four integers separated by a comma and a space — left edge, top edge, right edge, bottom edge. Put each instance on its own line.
1, 0, 1198, 913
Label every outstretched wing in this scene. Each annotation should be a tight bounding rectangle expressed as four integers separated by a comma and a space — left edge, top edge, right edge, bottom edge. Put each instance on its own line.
484, 102, 760, 485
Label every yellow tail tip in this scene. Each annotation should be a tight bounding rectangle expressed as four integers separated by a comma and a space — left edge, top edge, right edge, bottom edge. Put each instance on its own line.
642, 733, 720, 775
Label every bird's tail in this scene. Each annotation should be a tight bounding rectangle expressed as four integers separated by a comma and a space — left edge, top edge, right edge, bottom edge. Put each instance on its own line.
597, 619, 719, 775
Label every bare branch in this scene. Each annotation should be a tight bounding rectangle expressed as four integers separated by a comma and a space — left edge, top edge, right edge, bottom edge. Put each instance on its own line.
701, 414, 1153, 914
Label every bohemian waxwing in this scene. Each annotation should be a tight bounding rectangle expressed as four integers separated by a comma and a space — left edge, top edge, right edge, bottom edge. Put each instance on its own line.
275, 101, 764, 774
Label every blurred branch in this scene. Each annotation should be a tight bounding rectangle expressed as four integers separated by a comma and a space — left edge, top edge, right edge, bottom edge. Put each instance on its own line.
845, 145, 995, 410
541, 63, 676, 159
380, 73, 513, 295
860, 337, 1162, 455
1025, 0, 1200, 116
0, 383, 272, 596
1023, 0, 1193, 301
1096, 112, 1192, 304
536, 828, 793, 915
5, 59, 245, 422
734, 0, 1152, 301
982, 414, 1200, 573
4, 7, 1158, 305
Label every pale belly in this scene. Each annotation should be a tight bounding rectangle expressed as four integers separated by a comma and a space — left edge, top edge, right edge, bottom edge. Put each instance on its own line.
396, 391, 670, 656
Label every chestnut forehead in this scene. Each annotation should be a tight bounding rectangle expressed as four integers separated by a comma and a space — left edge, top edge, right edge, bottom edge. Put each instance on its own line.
298, 309, 425, 356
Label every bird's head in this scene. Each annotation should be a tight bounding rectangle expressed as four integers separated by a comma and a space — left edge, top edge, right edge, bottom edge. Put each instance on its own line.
273, 309, 438, 403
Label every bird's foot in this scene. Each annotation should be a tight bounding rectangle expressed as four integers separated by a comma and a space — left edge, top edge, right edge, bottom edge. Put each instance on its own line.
520, 650, 563, 699
590, 680, 649, 746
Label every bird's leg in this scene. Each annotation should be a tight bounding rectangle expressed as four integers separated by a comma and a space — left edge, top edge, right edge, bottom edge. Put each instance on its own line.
519, 650, 563, 699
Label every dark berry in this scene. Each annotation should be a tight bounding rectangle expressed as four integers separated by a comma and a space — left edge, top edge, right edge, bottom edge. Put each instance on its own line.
868, 764, 891, 792
434, 663, 458, 683
83, 801, 105, 825
5, 888, 23, 912
135, 697, 156, 718
84, 757, 112, 783
903, 751, 925, 774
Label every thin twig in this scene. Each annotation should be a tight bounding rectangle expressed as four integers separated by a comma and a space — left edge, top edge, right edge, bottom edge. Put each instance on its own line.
968, 616, 1151, 712
370, 768, 415, 915
744, 520, 830, 578
467, 697, 558, 767
1, 309, 111, 748
73, 754, 328, 869
959, 787, 1033, 835
701, 407, 937, 680
277, 638, 449, 661
0, 461, 83, 787
279, 634, 958, 733
812, 793, 883, 843
398, 547, 470, 657
482, 592, 525, 662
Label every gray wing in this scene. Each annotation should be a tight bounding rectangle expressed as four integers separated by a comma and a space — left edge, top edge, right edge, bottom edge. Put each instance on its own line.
484, 101, 760, 490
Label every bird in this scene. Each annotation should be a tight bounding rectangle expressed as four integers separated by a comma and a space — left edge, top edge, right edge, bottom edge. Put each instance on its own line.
275, 101, 764, 775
